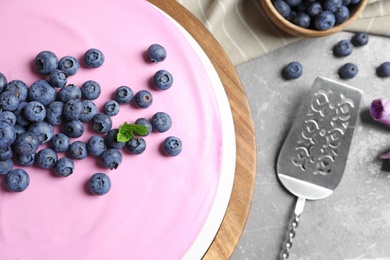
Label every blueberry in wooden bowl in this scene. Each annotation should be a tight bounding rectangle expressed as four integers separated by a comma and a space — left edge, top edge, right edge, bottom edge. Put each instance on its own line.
260, 0, 368, 37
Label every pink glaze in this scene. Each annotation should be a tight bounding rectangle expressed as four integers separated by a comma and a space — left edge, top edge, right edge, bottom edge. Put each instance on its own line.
0, 0, 224, 259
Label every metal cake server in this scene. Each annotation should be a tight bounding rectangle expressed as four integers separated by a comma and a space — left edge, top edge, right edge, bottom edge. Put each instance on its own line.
277, 77, 363, 259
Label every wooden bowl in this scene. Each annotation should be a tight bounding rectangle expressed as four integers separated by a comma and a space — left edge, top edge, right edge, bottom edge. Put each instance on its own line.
260, 0, 368, 37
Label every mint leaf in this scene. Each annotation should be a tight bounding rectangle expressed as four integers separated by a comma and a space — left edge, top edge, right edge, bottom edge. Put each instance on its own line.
117, 123, 148, 143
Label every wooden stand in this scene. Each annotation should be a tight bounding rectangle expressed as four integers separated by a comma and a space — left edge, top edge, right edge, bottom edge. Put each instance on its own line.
148, 0, 257, 258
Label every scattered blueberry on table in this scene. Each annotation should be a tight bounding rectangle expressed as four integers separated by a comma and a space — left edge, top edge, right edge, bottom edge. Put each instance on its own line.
333, 39, 353, 57
280, 32, 372, 81
376, 62, 390, 77
351, 32, 369, 46
338, 63, 359, 79
282, 61, 303, 80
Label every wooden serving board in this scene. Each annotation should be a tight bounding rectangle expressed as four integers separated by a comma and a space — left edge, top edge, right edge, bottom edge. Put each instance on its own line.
148, 0, 257, 259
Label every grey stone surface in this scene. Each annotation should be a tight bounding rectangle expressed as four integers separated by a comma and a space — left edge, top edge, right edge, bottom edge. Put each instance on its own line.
231, 32, 390, 260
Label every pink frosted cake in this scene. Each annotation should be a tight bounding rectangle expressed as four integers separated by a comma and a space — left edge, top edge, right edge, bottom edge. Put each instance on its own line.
0, 0, 235, 259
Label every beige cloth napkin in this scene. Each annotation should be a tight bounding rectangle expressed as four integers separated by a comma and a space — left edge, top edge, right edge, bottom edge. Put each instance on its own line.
176, 0, 390, 66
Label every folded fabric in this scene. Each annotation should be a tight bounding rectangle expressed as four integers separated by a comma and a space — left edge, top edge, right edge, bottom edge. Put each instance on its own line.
177, 0, 390, 66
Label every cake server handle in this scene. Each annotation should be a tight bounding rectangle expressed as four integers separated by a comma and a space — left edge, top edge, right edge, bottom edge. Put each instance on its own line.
280, 197, 306, 260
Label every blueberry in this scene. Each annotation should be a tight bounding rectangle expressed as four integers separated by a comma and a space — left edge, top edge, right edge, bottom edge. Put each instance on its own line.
49, 69, 68, 88
87, 135, 106, 157
35, 148, 58, 169
114, 86, 133, 104
323, 0, 342, 12
14, 124, 26, 136
45, 101, 65, 125
342, 0, 352, 4
151, 112, 172, 133
282, 61, 303, 80
125, 137, 146, 155
63, 99, 83, 120
0, 159, 13, 175
105, 129, 126, 149
28, 121, 54, 144
55, 157, 75, 177
100, 149, 122, 170
134, 90, 153, 108
103, 100, 120, 116
273, 0, 291, 18
334, 5, 350, 24
84, 48, 105, 68
307, 2, 323, 17
0, 122, 16, 149
5, 80, 28, 101
333, 40, 353, 57
63, 119, 84, 138
292, 12, 311, 28
89, 173, 111, 195
69, 141, 88, 160
0, 111, 17, 126
153, 70, 173, 90
135, 118, 152, 136
314, 11, 336, 31
58, 84, 82, 102
285, 0, 302, 7
24, 101, 46, 122
0, 146, 13, 160
92, 113, 112, 134
28, 80, 56, 106
148, 44, 167, 63
0, 72, 7, 93
58, 56, 80, 76
286, 10, 298, 22
51, 133, 71, 153
339, 63, 358, 79
295, 1, 310, 12
14, 102, 30, 126
80, 100, 98, 123
351, 32, 369, 47
162, 136, 182, 156
13, 132, 39, 155
0, 91, 19, 111
34, 51, 58, 75
376, 62, 390, 77
81, 80, 101, 100
16, 153, 35, 167
5, 168, 30, 192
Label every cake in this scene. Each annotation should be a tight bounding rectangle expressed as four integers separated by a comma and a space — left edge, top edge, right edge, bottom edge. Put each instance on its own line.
0, 0, 235, 259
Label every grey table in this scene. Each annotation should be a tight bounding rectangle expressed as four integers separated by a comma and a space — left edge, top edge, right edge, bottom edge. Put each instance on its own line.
231, 32, 390, 260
